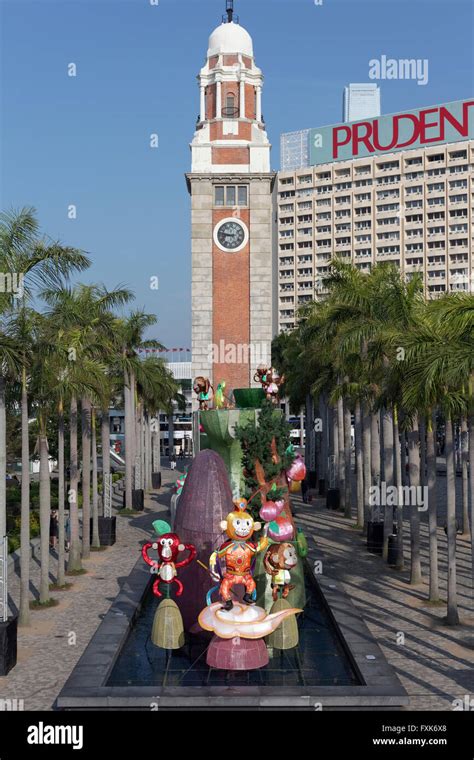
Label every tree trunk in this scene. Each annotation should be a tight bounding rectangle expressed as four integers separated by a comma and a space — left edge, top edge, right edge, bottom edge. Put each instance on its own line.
469, 415, 474, 600
337, 396, 345, 509
370, 411, 381, 522
445, 417, 459, 625
461, 417, 470, 536
407, 416, 422, 585
57, 400, 66, 588
426, 411, 439, 602
343, 400, 352, 518
91, 409, 100, 548
419, 417, 426, 488
355, 400, 364, 527
146, 413, 153, 490
124, 371, 133, 509
152, 411, 161, 475
0, 378, 6, 541
362, 403, 372, 526
101, 407, 110, 516
393, 408, 404, 570
81, 397, 91, 559
332, 404, 339, 489
400, 427, 408, 487
382, 407, 394, 561
19, 371, 30, 625
319, 394, 329, 483
67, 396, 82, 572
39, 423, 51, 604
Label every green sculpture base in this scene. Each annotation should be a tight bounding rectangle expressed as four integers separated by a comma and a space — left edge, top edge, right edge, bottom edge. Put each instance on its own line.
199, 408, 258, 496
265, 598, 300, 650
151, 599, 185, 649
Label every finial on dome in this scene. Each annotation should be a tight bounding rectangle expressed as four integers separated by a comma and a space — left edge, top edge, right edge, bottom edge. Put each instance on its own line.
223, 0, 239, 24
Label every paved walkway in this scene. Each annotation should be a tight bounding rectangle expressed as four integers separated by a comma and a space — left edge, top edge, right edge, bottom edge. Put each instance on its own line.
2, 461, 472, 711
293, 489, 474, 711
0, 470, 176, 711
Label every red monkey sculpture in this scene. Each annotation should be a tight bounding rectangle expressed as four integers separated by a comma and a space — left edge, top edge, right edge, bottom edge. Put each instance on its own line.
142, 520, 196, 598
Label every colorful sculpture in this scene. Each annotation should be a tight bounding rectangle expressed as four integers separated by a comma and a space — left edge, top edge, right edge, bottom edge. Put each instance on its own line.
285, 453, 306, 484
263, 543, 298, 601
142, 520, 196, 598
198, 600, 301, 639
209, 498, 269, 611
254, 366, 285, 404
193, 376, 213, 410
175, 469, 188, 496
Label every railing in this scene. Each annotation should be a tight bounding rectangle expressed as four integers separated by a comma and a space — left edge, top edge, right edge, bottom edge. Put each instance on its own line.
221, 106, 239, 117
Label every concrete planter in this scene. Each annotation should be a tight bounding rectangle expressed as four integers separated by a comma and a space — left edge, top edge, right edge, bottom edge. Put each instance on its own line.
0, 615, 17, 676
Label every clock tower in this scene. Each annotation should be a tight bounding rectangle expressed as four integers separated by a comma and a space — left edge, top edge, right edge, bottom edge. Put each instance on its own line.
187, 1, 276, 400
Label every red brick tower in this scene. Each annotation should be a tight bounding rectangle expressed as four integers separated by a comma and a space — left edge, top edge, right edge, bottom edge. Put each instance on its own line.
187, 2, 276, 402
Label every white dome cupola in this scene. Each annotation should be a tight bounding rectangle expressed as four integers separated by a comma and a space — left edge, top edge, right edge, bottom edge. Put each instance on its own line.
207, 21, 254, 58
190, 0, 270, 175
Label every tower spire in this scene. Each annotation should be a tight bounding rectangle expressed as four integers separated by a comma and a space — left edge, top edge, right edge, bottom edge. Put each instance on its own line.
225, 1, 234, 23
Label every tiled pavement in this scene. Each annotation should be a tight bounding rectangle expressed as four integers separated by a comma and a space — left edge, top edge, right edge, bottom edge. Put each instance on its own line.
2, 463, 472, 711
0, 471, 175, 711
293, 489, 474, 711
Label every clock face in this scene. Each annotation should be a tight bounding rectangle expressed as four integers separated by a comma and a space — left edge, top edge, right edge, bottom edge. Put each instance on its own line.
214, 219, 248, 252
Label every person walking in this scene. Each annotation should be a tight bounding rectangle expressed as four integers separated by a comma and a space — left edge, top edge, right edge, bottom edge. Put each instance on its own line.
170, 452, 177, 471
49, 509, 59, 549
64, 511, 71, 552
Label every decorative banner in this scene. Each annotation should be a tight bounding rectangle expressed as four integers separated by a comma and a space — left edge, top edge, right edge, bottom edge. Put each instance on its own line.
103, 474, 113, 519
308, 99, 474, 165
134, 455, 141, 490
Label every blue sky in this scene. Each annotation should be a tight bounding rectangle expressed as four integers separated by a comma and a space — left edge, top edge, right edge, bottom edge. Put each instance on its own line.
1, 0, 473, 347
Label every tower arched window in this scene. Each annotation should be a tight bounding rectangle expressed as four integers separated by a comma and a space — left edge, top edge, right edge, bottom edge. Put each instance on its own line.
223, 92, 238, 117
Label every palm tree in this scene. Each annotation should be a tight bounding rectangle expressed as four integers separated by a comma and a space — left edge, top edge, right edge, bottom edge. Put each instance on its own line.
115, 312, 164, 509
42, 284, 133, 557
0, 207, 89, 613
402, 292, 473, 623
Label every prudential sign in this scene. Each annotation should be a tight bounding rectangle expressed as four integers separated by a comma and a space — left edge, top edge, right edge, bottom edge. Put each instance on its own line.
308, 99, 474, 166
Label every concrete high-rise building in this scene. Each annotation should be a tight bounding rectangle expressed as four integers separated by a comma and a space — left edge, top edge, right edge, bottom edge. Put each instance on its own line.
187, 2, 277, 397
343, 83, 381, 122
277, 100, 474, 332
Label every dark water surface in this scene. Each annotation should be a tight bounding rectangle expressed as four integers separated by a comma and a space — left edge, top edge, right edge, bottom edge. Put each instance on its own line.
108, 571, 361, 688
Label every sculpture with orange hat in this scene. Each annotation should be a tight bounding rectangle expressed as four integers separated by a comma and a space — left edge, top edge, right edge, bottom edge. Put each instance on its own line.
208, 497, 269, 611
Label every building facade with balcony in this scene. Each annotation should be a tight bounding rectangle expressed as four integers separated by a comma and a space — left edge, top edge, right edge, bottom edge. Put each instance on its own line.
277, 112, 474, 331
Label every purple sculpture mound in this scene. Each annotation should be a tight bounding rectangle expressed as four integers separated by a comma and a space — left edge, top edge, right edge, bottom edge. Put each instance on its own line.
207, 636, 269, 670
174, 449, 232, 631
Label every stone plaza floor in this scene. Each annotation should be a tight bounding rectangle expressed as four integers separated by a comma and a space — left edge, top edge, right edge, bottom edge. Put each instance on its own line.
0, 473, 173, 711
0, 465, 472, 711
293, 486, 474, 711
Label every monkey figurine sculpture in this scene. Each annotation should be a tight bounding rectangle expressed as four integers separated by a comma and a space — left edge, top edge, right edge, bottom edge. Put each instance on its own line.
264, 368, 285, 404
263, 542, 298, 601
142, 520, 196, 598
209, 498, 269, 611
193, 376, 213, 411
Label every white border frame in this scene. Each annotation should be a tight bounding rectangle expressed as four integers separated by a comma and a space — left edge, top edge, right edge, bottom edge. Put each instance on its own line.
213, 217, 249, 253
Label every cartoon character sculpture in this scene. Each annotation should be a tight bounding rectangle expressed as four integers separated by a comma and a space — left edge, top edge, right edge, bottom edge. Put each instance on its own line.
209, 498, 269, 611
253, 366, 285, 404
214, 381, 233, 410
263, 542, 298, 601
142, 520, 196, 598
193, 376, 213, 411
